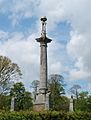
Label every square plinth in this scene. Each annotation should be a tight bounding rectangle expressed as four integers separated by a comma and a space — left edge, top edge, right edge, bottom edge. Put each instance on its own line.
33, 103, 45, 111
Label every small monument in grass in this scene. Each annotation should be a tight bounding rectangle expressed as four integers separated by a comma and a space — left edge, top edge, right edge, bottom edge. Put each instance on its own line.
69, 95, 74, 112
10, 96, 14, 112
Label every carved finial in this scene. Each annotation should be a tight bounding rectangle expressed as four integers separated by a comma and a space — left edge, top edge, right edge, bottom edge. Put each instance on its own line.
40, 16, 47, 22
41, 16, 47, 38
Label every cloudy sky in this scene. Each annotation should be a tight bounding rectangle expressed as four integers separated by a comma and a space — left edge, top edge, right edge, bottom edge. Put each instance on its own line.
0, 0, 91, 94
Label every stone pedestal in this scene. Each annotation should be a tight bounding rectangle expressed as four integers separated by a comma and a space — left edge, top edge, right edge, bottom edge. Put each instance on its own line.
45, 92, 50, 110
34, 92, 50, 111
34, 103, 45, 111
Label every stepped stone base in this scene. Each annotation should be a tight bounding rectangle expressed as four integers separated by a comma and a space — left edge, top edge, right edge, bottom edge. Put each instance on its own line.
33, 103, 45, 111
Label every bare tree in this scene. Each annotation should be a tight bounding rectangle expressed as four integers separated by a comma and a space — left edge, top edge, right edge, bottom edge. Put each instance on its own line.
0, 56, 22, 95
31, 80, 39, 101
70, 84, 81, 99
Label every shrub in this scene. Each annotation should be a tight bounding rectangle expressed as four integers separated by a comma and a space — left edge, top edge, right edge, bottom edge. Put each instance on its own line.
0, 111, 91, 120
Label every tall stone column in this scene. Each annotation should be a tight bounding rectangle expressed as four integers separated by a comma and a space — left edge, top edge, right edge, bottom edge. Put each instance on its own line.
40, 42, 47, 92
34, 17, 52, 111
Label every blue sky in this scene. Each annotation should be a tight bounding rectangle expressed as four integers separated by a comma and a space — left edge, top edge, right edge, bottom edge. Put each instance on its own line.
0, 0, 91, 96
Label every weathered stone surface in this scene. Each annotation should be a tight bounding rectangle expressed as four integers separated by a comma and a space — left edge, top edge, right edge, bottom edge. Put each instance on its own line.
10, 97, 14, 112
33, 103, 45, 111
34, 17, 52, 111
69, 96, 74, 112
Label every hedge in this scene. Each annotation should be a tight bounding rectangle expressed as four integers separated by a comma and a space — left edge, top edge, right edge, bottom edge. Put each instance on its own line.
0, 111, 91, 120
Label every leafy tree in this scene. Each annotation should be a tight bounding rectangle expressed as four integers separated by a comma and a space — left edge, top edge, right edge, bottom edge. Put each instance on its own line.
10, 82, 33, 111
0, 56, 22, 95
74, 91, 88, 112
87, 95, 91, 112
48, 74, 65, 110
23, 91, 33, 110
79, 91, 88, 99
70, 84, 81, 99
31, 80, 39, 90
10, 82, 25, 111
59, 96, 69, 111
0, 94, 11, 110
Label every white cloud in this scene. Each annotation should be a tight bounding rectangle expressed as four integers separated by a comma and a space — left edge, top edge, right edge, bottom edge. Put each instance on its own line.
0, 31, 40, 89
0, 28, 68, 91
0, 30, 66, 90
59, 0, 91, 81
0, 0, 91, 89
69, 69, 91, 81
49, 62, 67, 75
48, 41, 68, 75
37, 0, 91, 81
67, 9, 91, 80
0, 30, 8, 41
0, 0, 40, 26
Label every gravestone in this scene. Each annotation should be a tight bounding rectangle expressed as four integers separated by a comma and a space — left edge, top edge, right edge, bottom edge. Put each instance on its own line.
69, 95, 74, 112
10, 97, 14, 111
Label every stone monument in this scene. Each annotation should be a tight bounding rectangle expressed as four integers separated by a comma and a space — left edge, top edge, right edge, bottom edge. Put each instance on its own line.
10, 97, 14, 112
34, 17, 52, 111
69, 95, 74, 112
